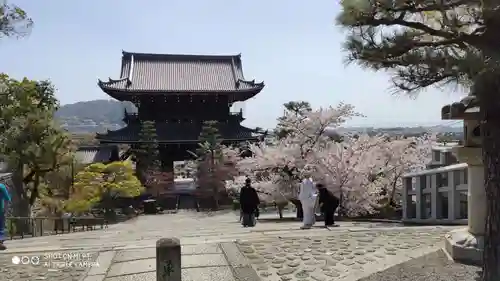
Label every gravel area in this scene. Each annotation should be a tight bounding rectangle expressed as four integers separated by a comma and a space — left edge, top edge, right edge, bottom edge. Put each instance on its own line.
359, 249, 482, 281
0, 250, 99, 281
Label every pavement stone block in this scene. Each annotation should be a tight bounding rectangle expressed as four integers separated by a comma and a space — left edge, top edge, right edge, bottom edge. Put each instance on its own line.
221, 242, 261, 280
87, 251, 116, 276
220, 242, 251, 268
107, 259, 155, 277
107, 254, 228, 277
112, 244, 221, 263
104, 267, 235, 281
104, 272, 155, 281
113, 248, 156, 263
181, 266, 235, 281
182, 243, 221, 255
182, 253, 228, 268
83, 274, 106, 281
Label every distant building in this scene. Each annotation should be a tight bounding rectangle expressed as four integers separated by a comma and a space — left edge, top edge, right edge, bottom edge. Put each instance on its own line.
74, 145, 121, 165
427, 143, 459, 169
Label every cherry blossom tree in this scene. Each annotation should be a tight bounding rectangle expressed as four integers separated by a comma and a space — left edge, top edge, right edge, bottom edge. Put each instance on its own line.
230, 101, 434, 217
235, 103, 366, 216
370, 135, 434, 209
312, 134, 388, 216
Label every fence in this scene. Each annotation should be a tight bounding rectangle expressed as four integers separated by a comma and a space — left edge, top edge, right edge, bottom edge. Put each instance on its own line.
5, 216, 108, 240
402, 163, 468, 224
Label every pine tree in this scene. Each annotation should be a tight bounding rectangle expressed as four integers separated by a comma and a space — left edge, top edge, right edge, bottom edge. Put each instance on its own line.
134, 120, 160, 183
337, 1, 500, 279
191, 121, 224, 210
196, 120, 222, 155
275, 101, 312, 139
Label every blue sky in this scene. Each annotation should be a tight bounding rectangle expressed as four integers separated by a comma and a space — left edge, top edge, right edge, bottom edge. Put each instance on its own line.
1, 0, 464, 129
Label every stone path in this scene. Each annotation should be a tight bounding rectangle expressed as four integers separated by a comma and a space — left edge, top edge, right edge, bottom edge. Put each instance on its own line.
1, 211, 461, 281
236, 227, 451, 281
358, 249, 481, 281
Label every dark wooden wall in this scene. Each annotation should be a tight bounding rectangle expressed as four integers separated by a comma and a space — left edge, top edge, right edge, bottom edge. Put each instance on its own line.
135, 95, 230, 122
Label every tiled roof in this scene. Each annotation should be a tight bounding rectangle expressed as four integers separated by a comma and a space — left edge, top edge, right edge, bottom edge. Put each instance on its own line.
96, 123, 257, 143
75, 145, 118, 164
98, 51, 264, 94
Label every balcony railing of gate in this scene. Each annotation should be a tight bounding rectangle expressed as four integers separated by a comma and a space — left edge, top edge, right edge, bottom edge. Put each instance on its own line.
402, 163, 468, 224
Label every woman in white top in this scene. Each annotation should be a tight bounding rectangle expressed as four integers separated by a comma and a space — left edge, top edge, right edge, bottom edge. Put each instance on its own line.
298, 176, 317, 229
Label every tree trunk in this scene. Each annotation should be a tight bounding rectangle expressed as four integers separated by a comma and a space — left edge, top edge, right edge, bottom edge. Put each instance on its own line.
11, 167, 31, 234
338, 193, 345, 218
135, 163, 147, 186
290, 199, 303, 219
278, 206, 284, 219
210, 151, 219, 211
480, 92, 500, 281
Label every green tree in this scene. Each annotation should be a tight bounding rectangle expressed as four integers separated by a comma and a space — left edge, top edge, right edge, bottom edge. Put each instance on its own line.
65, 161, 143, 216
189, 121, 229, 210
275, 101, 312, 139
133, 120, 160, 183
39, 159, 85, 215
0, 75, 72, 221
337, 1, 500, 279
1, 1, 33, 39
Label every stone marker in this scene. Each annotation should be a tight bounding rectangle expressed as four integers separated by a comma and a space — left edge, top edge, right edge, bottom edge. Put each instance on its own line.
157, 238, 181, 281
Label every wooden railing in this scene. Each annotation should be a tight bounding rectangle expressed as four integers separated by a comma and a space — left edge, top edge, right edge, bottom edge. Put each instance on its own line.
402, 163, 468, 224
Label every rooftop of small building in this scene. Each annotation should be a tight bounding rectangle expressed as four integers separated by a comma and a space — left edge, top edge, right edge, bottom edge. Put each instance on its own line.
98, 51, 264, 98
432, 142, 460, 151
75, 145, 120, 164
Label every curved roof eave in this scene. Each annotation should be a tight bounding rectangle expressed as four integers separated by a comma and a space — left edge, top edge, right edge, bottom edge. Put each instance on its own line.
97, 85, 265, 95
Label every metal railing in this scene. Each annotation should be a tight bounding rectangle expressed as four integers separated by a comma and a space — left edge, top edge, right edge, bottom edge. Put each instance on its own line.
402, 163, 468, 224
5, 216, 108, 240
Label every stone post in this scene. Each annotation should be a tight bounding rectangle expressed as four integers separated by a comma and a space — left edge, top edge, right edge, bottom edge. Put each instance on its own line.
430, 174, 438, 220
415, 176, 422, 220
444, 146, 484, 265
447, 170, 457, 220
402, 177, 409, 220
156, 238, 181, 281
467, 164, 486, 235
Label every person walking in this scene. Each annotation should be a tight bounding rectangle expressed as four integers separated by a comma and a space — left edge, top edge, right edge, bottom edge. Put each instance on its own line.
0, 182, 11, 250
239, 178, 260, 227
299, 176, 317, 229
317, 183, 339, 227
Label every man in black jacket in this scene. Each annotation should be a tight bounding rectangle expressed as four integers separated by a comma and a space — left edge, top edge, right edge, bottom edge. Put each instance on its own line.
317, 183, 339, 227
239, 178, 260, 227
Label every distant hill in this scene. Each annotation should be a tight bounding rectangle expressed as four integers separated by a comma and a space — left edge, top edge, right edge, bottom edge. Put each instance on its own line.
55, 99, 135, 133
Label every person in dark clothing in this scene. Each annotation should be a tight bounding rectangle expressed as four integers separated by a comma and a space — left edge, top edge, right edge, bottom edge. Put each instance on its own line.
239, 178, 260, 227
317, 183, 339, 227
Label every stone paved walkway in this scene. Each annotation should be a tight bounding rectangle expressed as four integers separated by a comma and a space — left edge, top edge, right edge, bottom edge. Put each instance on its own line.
236, 227, 450, 281
1, 211, 460, 281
